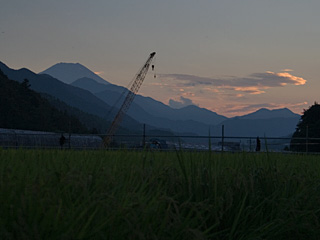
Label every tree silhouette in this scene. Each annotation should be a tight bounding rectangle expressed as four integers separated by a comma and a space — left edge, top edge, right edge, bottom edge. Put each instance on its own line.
290, 102, 320, 152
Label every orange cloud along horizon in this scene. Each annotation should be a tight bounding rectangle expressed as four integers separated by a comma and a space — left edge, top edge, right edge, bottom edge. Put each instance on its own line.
266, 71, 307, 85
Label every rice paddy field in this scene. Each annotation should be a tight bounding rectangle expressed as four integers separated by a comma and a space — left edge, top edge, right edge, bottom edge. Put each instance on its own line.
1, 148, 320, 239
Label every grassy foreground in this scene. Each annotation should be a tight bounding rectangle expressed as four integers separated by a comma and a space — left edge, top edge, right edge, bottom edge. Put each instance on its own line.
1, 149, 320, 239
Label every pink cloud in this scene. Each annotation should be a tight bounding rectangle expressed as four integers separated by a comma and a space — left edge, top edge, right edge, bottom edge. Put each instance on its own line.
266, 71, 306, 85
160, 70, 307, 95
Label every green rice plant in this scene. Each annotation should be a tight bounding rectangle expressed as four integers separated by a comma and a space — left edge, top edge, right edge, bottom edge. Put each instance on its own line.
1, 149, 320, 239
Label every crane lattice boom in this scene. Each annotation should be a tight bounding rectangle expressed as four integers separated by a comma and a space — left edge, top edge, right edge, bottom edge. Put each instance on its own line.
104, 52, 156, 146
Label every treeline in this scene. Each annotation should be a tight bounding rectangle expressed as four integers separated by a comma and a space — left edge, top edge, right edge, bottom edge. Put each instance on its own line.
290, 103, 320, 152
0, 69, 88, 133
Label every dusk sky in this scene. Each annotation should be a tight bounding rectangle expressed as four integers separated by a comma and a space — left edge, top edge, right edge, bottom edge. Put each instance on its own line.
1, 0, 319, 117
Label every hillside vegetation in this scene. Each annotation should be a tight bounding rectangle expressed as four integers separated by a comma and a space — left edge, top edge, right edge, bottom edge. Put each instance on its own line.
0, 69, 87, 133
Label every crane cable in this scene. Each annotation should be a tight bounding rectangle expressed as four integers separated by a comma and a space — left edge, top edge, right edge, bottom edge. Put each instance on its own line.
152, 55, 156, 78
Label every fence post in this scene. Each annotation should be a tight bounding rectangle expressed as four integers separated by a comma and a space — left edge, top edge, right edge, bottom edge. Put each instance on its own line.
142, 124, 146, 148
306, 125, 309, 153
68, 119, 71, 149
221, 125, 224, 152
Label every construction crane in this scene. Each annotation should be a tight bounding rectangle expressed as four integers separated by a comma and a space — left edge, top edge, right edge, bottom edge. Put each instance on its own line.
104, 52, 156, 146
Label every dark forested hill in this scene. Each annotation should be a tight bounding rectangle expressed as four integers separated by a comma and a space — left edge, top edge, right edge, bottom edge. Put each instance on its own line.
0, 69, 88, 133
0, 61, 147, 134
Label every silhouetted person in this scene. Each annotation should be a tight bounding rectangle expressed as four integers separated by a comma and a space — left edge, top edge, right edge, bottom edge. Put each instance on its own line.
59, 134, 66, 149
256, 137, 261, 152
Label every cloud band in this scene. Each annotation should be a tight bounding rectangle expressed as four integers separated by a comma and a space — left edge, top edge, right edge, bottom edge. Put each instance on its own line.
160, 71, 307, 95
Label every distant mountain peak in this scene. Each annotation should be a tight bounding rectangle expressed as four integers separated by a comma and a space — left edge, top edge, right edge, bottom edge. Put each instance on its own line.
40, 62, 109, 85
57, 62, 81, 66
238, 107, 300, 119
